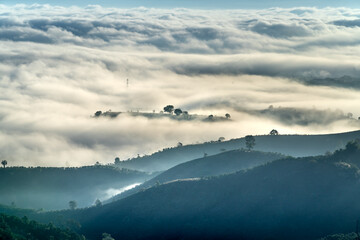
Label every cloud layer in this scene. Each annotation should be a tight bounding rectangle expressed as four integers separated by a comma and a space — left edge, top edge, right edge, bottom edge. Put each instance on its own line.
0, 4, 359, 166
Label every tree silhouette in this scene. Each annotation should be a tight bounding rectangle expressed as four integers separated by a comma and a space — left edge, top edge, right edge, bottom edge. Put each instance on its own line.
245, 135, 255, 151
114, 157, 120, 164
183, 111, 189, 119
95, 199, 102, 207
270, 129, 279, 135
163, 105, 174, 114
174, 108, 183, 116
1, 160, 7, 168
225, 113, 231, 119
69, 200, 77, 210
94, 111, 102, 117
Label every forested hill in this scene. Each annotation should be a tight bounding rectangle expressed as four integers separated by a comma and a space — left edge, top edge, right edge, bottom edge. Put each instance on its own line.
108, 150, 285, 202
117, 130, 360, 172
0, 213, 85, 240
0, 166, 153, 210
50, 141, 360, 240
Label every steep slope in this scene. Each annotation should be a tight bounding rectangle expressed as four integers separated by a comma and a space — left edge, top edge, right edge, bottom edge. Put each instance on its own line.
117, 130, 360, 172
108, 150, 285, 202
64, 141, 360, 240
0, 166, 153, 210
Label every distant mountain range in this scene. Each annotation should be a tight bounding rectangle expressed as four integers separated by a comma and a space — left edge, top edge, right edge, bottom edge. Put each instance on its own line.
108, 150, 285, 203
41, 140, 360, 240
1, 130, 360, 240
0, 166, 153, 210
116, 130, 360, 172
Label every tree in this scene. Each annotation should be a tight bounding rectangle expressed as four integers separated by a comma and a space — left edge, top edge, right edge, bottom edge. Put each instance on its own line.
183, 111, 189, 119
225, 113, 231, 119
163, 105, 174, 114
208, 115, 214, 120
95, 199, 102, 207
245, 135, 255, 151
114, 157, 120, 164
1, 160, 7, 168
177, 142, 183, 147
270, 129, 279, 135
69, 201, 77, 210
345, 140, 359, 152
174, 108, 183, 116
94, 111, 102, 117
218, 137, 225, 142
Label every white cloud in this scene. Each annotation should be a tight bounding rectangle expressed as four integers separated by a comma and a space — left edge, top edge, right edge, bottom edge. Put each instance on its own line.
0, 5, 359, 167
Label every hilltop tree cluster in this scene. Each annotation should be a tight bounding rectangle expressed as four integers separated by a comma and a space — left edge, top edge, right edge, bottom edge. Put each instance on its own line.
163, 105, 230, 120
163, 105, 188, 116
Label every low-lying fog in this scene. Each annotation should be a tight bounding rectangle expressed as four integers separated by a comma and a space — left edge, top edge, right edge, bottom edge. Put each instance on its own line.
0, 5, 360, 166
103, 183, 141, 201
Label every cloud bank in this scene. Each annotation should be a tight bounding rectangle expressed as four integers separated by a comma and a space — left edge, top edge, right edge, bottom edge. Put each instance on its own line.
0, 4, 359, 166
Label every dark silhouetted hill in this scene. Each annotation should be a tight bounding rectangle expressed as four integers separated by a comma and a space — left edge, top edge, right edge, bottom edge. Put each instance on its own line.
44, 141, 360, 240
117, 130, 360, 172
109, 150, 285, 202
0, 213, 85, 240
0, 166, 153, 210
318, 232, 358, 240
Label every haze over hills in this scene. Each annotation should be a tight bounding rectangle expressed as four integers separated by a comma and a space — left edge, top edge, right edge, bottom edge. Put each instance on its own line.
0, 166, 153, 210
0, 2, 360, 239
109, 150, 285, 202
117, 130, 360, 172
36, 141, 360, 240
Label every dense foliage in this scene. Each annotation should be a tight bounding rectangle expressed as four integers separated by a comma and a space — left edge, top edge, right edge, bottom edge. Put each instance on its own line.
0, 213, 84, 240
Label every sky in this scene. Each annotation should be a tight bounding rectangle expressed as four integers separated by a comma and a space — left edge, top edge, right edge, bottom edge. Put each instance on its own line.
2, 1, 360, 8
0, 3, 360, 166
